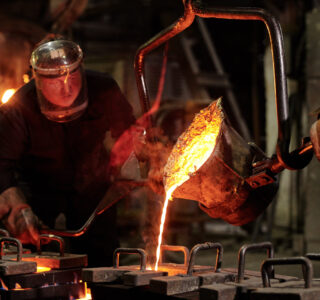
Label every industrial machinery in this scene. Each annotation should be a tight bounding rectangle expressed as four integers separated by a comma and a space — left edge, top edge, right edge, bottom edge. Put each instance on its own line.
1, 1, 320, 299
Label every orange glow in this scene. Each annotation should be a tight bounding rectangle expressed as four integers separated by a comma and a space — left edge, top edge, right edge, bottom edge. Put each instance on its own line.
14, 283, 25, 290
163, 100, 223, 192
23, 74, 30, 83
155, 100, 223, 270
36, 266, 51, 273
157, 265, 187, 276
155, 189, 172, 271
77, 283, 92, 300
0, 278, 8, 290
1, 89, 16, 104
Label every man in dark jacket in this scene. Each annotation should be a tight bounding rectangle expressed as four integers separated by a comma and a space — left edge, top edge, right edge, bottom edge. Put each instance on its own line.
0, 39, 136, 266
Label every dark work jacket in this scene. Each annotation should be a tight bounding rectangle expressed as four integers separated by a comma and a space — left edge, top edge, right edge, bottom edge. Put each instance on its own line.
0, 70, 135, 266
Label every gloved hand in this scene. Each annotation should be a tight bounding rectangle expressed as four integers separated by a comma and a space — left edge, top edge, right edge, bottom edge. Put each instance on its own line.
132, 127, 173, 195
0, 187, 41, 244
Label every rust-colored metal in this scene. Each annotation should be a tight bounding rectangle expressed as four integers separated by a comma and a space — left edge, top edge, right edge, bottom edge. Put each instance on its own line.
122, 270, 168, 286
261, 257, 313, 288
187, 242, 223, 275
135, 0, 195, 119
113, 248, 147, 271
83, 247, 167, 285
0, 282, 86, 300
159, 245, 189, 266
0, 231, 32, 255
134, 0, 313, 179
0, 237, 22, 261
157, 245, 190, 276
37, 234, 65, 257
0, 237, 37, 276
237, 242, 274, 283
12, 235, 87, 269
2, 268, 82, 289
19, 252, 87, 270
168, 99, 273, 225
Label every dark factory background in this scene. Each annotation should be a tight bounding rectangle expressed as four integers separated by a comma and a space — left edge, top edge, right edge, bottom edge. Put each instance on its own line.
0, 0, 319, 268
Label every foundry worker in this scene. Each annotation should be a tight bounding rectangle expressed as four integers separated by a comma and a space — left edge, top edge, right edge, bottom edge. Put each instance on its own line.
0, 39, 136, 266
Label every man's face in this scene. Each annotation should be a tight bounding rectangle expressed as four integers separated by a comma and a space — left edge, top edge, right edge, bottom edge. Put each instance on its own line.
39, 68, 82, 107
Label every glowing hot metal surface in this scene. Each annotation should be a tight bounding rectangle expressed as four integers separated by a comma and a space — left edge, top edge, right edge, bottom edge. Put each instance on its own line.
155, 188, 173, 271
1, 89, 15, 104
155, 100, 223, 270
36, 266, 51, 273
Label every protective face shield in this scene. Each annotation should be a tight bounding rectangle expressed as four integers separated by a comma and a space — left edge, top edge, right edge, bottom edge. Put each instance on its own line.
30, 40, 88, 123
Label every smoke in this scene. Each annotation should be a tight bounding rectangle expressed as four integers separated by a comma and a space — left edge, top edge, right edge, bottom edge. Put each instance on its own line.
137, 128, 173, 265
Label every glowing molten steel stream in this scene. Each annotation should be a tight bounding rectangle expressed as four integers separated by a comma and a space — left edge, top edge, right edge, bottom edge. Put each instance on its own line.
155, 100, 223, 270
155, 187, 174, 270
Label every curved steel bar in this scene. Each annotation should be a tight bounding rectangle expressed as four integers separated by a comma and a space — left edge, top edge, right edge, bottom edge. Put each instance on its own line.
0, 237, 22, 261
261, 257, 313, 288
305, 253, 320, 261
134, 1, 310, 170
41, 211, 96, 237
40, 181, 146, 237
0, 229, 9, 237
192, 5, 310, 170
134, 0, 195, 117
37, 234, 65, 257
187, 242, 223, 275
159, 245, 190, 266
113, 248, 147, 271
237, 241, 274, 283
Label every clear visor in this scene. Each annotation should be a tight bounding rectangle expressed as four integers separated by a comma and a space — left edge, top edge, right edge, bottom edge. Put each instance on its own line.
31, 40, 88, 123
30, 40, 83, 76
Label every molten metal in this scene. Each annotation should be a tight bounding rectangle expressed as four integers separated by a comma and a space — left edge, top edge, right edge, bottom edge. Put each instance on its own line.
1, 89, 15, 104
163, 99, 223, 192
36, 266, 51, 273
155, 99, 223, 270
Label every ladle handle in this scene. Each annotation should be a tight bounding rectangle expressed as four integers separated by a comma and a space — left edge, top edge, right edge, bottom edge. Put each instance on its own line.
261, 257, 313, 288
0, 237, 22, 261
159, 245, 189, 266
37, 234, 65, 257
237, 241, 274, 283
113, 248, 147, 271
187, 242, 223, 275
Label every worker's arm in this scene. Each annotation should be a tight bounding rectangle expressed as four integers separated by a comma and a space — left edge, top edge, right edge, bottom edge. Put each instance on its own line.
0, 187, 40, 244
0, 99, 41, 244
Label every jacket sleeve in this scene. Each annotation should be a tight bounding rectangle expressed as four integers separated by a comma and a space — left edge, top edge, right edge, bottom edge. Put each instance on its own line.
106, 82, 136, 139
0, 103, 28, 194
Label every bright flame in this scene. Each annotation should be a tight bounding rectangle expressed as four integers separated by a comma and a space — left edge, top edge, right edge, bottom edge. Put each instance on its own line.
77, 283, 92, 300
0, 278, 8, 290
1, 89, 16, 104
36, 266, 51, 273
154, 99, 223, 270
14, 283, 25, 290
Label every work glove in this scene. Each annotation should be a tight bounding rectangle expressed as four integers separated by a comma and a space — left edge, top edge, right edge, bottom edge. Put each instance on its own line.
0, 187, 41, 245
132, 126, 173, 195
